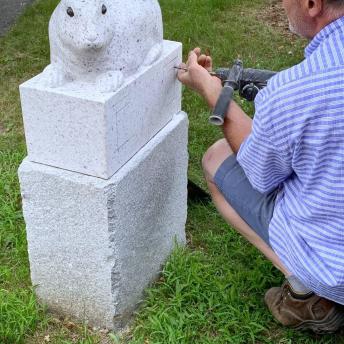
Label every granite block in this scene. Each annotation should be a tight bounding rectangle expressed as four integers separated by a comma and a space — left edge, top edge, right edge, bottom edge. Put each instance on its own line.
18, 112, 188, 329
19, 40, 182, 179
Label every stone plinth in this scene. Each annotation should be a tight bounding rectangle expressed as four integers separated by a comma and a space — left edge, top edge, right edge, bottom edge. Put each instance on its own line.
19, 40, 182, 179
18, 112, 188, 329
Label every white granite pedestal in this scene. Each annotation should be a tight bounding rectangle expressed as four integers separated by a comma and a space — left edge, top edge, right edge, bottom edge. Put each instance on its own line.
18, 112, 188, 329
20, 40, 182, 179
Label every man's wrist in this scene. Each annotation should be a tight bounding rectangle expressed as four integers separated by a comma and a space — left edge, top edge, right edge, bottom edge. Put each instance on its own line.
201, 79, 222, 109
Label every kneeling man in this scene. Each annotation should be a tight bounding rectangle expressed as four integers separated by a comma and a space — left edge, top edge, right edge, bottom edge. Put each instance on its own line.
178, 0, 344, 333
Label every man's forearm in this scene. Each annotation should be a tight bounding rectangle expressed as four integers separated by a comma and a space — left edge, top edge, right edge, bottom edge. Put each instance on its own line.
203, 86, 253, 154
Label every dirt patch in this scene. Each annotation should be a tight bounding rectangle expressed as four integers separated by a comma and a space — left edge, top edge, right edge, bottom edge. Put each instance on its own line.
0, 0, 35, 36
256, 0, 296, 40
0, 122, 6, 135
25, 317, 115, 344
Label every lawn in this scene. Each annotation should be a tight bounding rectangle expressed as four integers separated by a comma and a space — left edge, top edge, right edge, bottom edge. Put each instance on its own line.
0, 0, 343, 343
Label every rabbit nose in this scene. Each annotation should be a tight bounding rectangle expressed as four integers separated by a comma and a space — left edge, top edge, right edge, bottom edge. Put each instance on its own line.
86, 35, 97, 43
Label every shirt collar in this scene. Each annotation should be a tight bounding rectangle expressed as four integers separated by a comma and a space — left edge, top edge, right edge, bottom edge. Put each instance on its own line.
305, 16, 344, 58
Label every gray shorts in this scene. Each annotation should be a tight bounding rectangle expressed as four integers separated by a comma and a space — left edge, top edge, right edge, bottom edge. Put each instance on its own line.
214, 154, 279, 246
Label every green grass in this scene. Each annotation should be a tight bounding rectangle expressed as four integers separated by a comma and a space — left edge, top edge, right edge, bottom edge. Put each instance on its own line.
0, 0, 343, 343
0, 289, 42, 343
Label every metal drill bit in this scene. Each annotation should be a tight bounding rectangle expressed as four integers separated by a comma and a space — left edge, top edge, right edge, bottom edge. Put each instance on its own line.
174, 66, 216, 76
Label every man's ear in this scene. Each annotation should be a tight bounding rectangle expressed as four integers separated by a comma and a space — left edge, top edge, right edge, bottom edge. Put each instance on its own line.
306, 0, 324, 17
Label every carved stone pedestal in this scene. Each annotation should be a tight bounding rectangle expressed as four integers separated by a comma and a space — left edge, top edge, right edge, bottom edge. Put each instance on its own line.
18, 38, 188, 329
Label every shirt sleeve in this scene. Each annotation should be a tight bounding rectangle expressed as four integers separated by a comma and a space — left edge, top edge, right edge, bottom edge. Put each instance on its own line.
237, 93, 293, 194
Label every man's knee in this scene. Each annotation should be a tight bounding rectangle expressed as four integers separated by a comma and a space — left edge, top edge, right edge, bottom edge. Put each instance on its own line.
202, 138, 233, 182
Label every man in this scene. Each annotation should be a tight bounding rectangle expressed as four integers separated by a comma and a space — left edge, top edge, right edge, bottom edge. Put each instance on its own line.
178, 0, 344, 334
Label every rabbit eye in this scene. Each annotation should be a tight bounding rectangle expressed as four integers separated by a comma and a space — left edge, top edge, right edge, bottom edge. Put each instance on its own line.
102, 4, 107, 14
67, 7, 74, 17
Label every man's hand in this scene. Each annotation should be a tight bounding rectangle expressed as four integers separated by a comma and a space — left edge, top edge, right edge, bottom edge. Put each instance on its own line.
177, 48, 222, 108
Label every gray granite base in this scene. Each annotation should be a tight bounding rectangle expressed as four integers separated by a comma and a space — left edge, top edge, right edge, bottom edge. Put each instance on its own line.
18, 112, 188, 329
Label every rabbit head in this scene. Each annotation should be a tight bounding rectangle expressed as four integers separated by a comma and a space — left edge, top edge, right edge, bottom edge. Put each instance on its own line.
55, 0, 117, 53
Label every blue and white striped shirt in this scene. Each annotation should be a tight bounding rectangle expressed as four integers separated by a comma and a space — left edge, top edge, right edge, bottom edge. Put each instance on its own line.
237, 16, 344, 304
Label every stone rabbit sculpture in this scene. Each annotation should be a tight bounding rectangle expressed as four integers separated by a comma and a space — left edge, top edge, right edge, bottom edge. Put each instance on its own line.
40, 0, 163, 92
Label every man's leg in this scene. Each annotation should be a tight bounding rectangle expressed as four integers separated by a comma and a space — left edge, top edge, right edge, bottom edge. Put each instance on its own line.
203, 139, 344, 333
202, 138, 291, 277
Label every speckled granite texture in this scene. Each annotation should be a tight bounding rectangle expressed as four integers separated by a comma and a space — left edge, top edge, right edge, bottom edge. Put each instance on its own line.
20, 40, 182, 179
18, 112, 188, 329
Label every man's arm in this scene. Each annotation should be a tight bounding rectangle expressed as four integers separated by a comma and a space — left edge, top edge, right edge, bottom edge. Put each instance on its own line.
178, 48, 293, 193
177, 48, 252, 154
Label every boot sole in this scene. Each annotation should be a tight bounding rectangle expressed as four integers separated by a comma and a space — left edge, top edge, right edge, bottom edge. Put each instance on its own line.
293, 308, 344, 334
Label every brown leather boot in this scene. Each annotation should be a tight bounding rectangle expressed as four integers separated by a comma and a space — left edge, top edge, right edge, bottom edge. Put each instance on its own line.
265, 280, 344, 333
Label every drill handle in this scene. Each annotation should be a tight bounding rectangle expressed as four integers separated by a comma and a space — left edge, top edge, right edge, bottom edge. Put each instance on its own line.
209, 85, 235, 126
209, 60, 242, 126
241, 68, 277, 84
